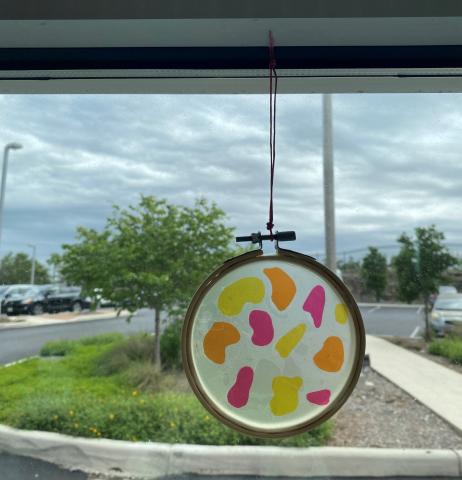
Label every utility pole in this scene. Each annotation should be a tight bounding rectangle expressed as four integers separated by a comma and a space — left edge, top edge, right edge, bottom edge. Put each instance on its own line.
0, 143, 23, 249
322, 94, 336, 271
28, 244, 36, 284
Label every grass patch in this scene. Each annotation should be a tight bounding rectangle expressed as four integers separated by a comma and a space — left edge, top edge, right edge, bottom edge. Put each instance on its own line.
428, 336, 462, 364
0, 333, 331, 446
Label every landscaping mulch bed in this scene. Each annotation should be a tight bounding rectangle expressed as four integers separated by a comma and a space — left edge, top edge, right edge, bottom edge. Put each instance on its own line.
387, 337, 462, 375
328, 368, 462, 449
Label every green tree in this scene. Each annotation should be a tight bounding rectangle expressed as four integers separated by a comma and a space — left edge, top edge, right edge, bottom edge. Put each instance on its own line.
393, 226, 458, 340
337, 257, 361, 274
361, 247, 387, 301
61, 196, 235, 367
393, 233, 420, 303
0, 252, 50, 285
60, 228, 112, 307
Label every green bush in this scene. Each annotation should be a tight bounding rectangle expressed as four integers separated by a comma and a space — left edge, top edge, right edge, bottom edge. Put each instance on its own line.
3, 332, 332, 446
78, 333, 124, 346
119, 361, 179, 393
40, 333, 123, 357
95, 334, 152, 376
160, 319, 182, 370
40, 339, 76, 357
428, 336, 462, 364
10, 391, 331, 446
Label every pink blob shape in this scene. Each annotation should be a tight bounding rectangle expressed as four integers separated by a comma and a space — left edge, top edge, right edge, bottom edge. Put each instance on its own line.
249, 310, 274, 346
303, 285, 325, 328
306, 389, 331, 406
227, 366, 254, 408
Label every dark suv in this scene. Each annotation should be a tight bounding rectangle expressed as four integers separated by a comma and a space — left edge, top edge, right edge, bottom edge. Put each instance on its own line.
3, 285, 90, 315
44, 286, 90, 313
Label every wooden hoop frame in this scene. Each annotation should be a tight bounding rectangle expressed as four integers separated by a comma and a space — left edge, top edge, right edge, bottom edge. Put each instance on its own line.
182, 247, 365, 438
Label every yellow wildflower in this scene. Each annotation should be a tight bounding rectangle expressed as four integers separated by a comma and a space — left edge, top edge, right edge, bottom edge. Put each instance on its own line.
68, 410, 74, 417
203, 415, 210, 422
73, 423, 79, 429
108, 413, 115, 420
170, 422, 176, 428
132, 390, 139, 397
52, 415, 59, 421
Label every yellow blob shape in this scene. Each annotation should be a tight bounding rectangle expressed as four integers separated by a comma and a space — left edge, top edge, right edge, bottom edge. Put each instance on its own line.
275, 323, 307, 358
218, 277, 265, 316
335, 304, 348, 324
270, 376, 302, 416
263, 267, 297, 311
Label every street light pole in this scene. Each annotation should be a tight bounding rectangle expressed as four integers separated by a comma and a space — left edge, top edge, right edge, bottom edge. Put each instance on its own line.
322, 94, 336, 271
28, 244, 36, 285
0, 143, 23, 249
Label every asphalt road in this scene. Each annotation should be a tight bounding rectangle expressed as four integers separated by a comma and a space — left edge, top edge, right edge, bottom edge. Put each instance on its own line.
0, 309, 156, 365
0, 305, 425, 365
359, 304, 424, 338
0, 454, 445, 480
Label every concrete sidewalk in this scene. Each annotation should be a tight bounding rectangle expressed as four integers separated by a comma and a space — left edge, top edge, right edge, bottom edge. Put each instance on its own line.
366, 335, 462, 433
0, 309, 130, 330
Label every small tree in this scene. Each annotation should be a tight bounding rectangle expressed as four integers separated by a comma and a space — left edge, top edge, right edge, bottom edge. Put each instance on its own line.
393, 226, 457, 340
61, 196, 235, 367
60, 228, 112, 307
393, 234, 420, 303
0, 252, 50, 284
416, 226, 458, 340
361, 247, 387, 302
337, 257, 361, 274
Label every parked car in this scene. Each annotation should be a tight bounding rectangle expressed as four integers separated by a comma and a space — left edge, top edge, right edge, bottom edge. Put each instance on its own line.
431, 293, 462, 336
2, 285, 90, 316
438, 285, 458, 295
42, 286, 91, 313
0, 284, 33, 313
2, 285, 46, 316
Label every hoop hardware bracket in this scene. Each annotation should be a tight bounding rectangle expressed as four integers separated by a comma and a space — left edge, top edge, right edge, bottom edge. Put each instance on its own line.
235, 231, 296, 249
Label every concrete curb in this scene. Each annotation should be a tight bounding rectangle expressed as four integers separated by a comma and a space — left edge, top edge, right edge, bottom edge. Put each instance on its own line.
0, 425, 460, 479
3, 356, 38, 368
0, 310, 131, 331
358, 302, 423, 309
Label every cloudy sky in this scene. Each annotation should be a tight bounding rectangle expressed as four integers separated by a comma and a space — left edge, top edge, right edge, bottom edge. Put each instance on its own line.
1, 93, 462, 264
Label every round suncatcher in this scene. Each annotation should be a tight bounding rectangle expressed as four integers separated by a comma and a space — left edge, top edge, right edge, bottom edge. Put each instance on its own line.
182, 246, 365, 438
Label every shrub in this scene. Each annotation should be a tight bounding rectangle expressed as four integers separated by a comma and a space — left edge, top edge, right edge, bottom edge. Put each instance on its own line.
40, 339, 76, 357
428, 336, 462, 364
119, 361, 178, 392
40, 333, 124, 357
10, 391, 331, 446
78, 333, 124, 346
160, 319, 182, 370
95, 334, 153, 376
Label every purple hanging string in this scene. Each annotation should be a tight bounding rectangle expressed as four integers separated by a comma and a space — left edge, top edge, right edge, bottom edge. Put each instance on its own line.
267, 31, 278, 240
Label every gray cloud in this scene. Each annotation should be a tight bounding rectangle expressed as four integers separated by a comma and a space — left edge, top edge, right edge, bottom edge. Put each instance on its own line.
1, 93, 462, 265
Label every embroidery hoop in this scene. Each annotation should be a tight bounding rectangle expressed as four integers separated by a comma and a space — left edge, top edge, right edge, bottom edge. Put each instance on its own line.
182, 247, 365, 438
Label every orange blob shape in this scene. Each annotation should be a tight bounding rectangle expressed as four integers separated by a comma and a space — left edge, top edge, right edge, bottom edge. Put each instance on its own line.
203, 322, 240, 364
313, 336, 344, 372
263, 267, 296, 311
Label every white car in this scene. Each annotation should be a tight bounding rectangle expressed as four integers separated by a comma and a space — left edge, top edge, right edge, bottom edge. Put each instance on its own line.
438, 285, 458, 295
431, 294, 462, 336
